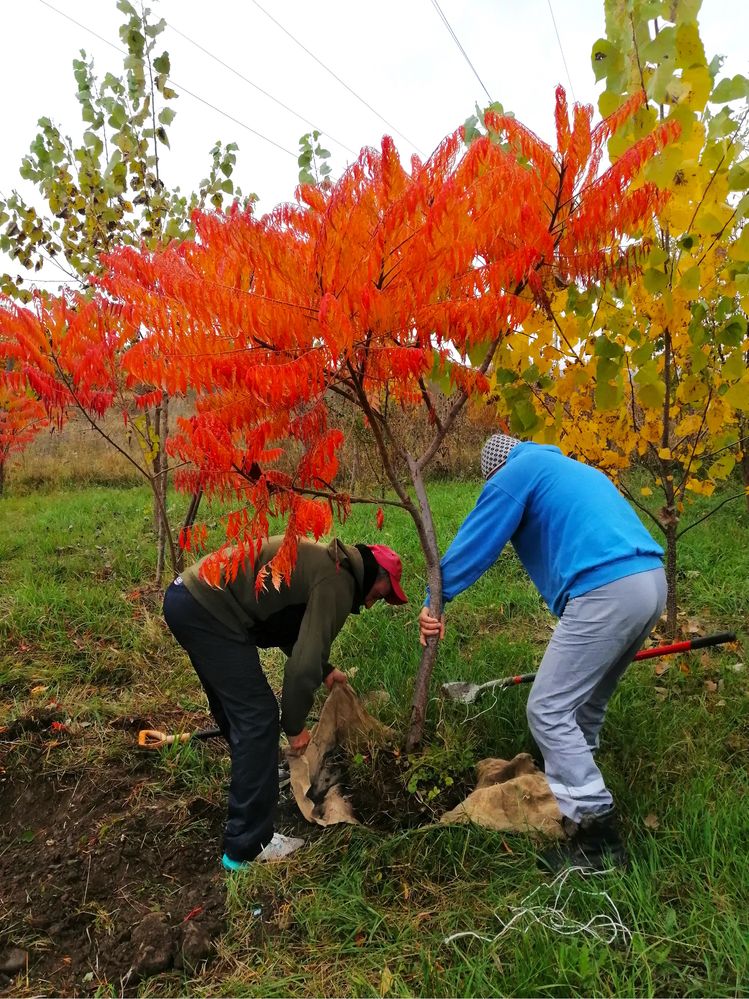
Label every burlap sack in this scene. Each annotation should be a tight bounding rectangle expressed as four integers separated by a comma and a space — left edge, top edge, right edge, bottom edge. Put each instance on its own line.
286, 683, 392, 826
440, 752, 564, 838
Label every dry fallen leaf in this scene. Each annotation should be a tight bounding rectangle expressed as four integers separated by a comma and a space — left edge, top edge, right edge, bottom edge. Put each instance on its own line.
644, 814, 660, 830
704, 680, 718, 693
654, 662, 671, 676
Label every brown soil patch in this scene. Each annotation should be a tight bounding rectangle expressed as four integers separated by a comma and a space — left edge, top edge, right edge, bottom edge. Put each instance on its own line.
0, 722, 229, 996
0, 713, 473, 994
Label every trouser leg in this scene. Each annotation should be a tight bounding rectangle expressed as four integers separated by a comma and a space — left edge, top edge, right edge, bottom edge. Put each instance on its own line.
526, 568, 666, 823
163, 581, 280, 861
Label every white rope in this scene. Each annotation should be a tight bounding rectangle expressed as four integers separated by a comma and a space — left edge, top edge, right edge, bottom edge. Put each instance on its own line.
444, 866, 631, 947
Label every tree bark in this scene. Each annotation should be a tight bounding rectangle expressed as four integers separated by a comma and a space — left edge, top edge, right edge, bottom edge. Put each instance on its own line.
176, 489, 203, 573
405, 460, 443, 752
664, 518, 678, 638
152, 393, 174, 585
739, 415, 749, 516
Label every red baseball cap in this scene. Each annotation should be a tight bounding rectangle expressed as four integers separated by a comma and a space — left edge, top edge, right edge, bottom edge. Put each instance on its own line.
369, 544, 408, 605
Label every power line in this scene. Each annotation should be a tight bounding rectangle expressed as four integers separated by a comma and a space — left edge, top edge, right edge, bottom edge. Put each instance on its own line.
429, 0, 492, 104
546, 0, 577, 102
248, 0, 426, 155
168, 23, 357, 156
37, 0, 298, 159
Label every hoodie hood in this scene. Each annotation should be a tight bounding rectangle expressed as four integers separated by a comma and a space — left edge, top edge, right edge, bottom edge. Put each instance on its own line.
326, 538, 366, 609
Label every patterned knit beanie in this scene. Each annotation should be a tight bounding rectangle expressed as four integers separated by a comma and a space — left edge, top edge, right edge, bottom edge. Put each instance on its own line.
481, 434, 521, 479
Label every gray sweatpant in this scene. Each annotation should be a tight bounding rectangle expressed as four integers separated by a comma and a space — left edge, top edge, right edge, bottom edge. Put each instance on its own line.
526, 568, 667, 823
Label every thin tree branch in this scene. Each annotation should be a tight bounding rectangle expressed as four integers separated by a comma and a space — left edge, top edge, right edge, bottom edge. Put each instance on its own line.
676, 492, 746, 539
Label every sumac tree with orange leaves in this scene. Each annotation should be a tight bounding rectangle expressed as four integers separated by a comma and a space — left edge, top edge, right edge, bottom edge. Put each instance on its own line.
34, 88, 676, 748
0, 385, 47, 495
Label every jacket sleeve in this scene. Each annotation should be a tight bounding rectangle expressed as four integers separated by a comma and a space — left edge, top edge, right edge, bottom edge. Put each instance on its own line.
432, 481, 525, 606
280, 580, 351, 735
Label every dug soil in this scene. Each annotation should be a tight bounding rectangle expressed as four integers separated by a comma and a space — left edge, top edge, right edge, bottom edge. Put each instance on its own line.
0, 712, 471, 995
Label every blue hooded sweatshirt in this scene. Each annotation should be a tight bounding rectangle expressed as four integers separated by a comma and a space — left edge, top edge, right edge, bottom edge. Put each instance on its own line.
434, 443, 664, 617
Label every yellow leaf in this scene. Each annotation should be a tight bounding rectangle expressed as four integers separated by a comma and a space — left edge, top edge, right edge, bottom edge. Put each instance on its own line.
640, 487, 653, 496
379, 966, 393, 997
658, 447, 672, 460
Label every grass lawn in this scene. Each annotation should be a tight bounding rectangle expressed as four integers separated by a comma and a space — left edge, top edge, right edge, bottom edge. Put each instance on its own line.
0, 480, 747, 997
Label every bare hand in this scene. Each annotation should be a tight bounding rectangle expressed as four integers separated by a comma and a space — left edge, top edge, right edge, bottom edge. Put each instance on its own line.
418, 606, 446, 647
286, 728, 312, 756
324, 668, 348, 690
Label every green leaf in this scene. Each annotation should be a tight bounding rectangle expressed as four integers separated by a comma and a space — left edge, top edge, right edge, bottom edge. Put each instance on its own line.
594, 336, 624, 360
642, 26, 676, 65
727, 159, 749, 192
591, 39, 616, 82
680, 264, 700, 293
644, 268, 669, 294
711, 75, 749, 103
158, 107, 176, 126
719, 316, 747, 346
595, 378, 621, 411
638, 381, 666, 409
152, 53, 170, 75
463, 115, 481, 144
723, 381, 749, 411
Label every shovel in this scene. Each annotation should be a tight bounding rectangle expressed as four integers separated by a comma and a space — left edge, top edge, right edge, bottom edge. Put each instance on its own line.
441, 631, 737, 705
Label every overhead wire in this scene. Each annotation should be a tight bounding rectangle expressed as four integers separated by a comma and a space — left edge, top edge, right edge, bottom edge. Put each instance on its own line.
167, 22, 357, 156
37, 0, 298, 159
428, 0, 493, 104
546, 0, 577, 102
248, 0, 425, 155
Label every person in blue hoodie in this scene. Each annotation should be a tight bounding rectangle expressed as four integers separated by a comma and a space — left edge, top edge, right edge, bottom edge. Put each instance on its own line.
418, 434, 666, 871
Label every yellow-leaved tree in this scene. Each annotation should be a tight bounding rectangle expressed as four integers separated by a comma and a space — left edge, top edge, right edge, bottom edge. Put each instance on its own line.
484, 0, 749, 635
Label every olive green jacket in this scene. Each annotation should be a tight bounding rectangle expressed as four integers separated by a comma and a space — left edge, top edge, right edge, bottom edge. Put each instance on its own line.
181, 537, 364, 735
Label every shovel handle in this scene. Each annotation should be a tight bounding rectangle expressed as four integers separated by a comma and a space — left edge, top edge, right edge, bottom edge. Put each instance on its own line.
473, 633, 736, 698
137, 726, 222, 749
633, 631, 736, 661
138, 729, 191, 749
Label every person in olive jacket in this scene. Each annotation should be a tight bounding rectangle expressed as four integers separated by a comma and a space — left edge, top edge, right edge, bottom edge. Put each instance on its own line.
163, 536, 407, 870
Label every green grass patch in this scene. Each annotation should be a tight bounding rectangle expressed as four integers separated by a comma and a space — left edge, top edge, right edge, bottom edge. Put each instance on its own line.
1, 479, 747, 996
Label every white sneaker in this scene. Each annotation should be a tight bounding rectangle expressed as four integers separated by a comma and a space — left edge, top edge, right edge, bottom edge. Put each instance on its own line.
256, 832, 305, 862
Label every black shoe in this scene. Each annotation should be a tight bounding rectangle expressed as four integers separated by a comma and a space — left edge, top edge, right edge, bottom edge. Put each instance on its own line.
538, 806, 629, 873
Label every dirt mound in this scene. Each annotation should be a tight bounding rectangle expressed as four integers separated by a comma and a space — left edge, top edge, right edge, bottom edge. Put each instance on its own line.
0, 734, 227, 995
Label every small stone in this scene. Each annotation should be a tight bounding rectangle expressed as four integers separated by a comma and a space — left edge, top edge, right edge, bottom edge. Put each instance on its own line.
0, 949, 28, 975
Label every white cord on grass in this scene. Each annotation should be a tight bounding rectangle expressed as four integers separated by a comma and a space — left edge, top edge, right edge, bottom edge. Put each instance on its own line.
444, 866, 631, 947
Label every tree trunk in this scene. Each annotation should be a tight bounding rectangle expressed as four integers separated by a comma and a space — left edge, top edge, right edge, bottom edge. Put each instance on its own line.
405, 461, 443, 752
664, 518, 678, 638
152, 393, 174, 585
739, 415, 749, 516
176, 489, 203, 573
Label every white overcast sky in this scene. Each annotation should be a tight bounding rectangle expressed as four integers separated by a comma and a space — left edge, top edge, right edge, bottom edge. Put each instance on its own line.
2, 0, 748, 288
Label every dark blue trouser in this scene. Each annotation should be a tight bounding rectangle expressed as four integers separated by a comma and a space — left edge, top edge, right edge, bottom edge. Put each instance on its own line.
163, 580, 279, 861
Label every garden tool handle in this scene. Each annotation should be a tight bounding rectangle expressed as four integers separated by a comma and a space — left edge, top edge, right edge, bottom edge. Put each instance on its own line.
475, 672, 538, 695
137, 726, 222, 749
137, 729, 191, 749
632, 631, 736, 661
